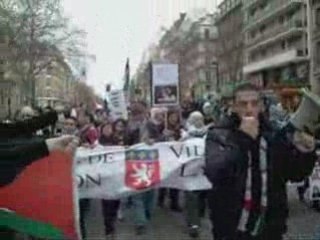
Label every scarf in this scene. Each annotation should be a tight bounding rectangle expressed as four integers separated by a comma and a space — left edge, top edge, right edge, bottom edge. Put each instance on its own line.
237, 137, 268, 236
188, 127, 207, 138
182, 125, 207, 139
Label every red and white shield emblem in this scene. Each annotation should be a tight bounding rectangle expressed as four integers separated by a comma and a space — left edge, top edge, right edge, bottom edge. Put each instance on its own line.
125, 149, 160, 190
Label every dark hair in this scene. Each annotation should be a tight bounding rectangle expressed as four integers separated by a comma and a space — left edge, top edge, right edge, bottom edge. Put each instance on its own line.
167, 108, 180, 120
84, 110, 95, 123
100, 121, 113, 134
99, 121, 114, 145
113, 118, 127, 132
233, 83, 260, 100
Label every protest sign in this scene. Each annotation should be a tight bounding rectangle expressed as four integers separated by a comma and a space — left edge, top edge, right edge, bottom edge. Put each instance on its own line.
75, 138, 211, 199
151, 63, 179, 107
108, 90, 128, 120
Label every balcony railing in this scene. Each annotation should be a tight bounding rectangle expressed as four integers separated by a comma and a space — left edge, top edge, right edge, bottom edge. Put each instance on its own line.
314, 26, 320, 38
243, 0, 261, 9
244, 0, 304, 31
244, 49, 308, 74
246, 19, 305, 48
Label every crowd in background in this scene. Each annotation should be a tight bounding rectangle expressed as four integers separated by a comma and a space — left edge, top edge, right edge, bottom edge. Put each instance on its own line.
2, 83, 320, 240
9, 97, 217, 239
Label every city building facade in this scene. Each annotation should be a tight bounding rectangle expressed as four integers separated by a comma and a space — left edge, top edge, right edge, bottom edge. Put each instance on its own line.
184, 13, 218, 99
312, 0, 320, 84
243, 0, 310, 88
0, 33, 76, 119
135, 12, 218, 102
215, 0, 244, 92
0, 35, 23, 119
36, 57, 74, 108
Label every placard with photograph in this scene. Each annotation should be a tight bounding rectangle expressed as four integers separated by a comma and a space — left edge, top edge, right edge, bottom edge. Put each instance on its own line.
152, 63, 179, 106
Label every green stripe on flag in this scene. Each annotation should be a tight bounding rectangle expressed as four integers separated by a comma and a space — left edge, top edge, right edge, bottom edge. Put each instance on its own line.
0, 210, 64, 239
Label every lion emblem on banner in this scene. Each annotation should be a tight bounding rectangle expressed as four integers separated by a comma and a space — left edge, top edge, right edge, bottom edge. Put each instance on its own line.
125, 149, 160, 190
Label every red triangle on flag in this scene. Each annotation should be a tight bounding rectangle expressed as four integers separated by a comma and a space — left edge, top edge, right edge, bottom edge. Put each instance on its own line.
0, 152, 78, 239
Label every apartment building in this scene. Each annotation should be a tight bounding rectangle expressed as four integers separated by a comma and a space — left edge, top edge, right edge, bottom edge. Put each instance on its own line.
215, 0, 244, 90
160, 13, 218, 98
0, 34, 23, 119
243, 0, 309, 88
312, 0, 320, 83
135, 12, 218, 101
36, 57, 74, 108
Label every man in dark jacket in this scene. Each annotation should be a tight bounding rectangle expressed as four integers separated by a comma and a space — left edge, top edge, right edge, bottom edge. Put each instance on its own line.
205, 83, 316, 240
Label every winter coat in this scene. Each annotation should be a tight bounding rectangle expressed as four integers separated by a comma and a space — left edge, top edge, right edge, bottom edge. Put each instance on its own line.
205, 114, 316, 238
126, 119, 145, 145
141, 120, 165, 143
0, 138, 49, 187
0, 110, 57, 139
0, 111, 57, 186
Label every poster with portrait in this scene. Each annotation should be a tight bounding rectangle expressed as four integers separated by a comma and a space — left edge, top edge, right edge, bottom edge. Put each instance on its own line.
152, 63, 179, 106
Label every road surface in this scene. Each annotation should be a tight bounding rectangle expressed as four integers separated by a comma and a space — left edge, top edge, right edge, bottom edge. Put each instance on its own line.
85, 185, 320, 240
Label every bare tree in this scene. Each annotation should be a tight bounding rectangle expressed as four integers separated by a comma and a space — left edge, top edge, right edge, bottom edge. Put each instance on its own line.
0, 0, 86, 105
73, 81, 97, 110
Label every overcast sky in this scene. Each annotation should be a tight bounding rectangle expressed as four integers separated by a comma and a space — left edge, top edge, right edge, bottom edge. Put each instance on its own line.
62, 0, 221, 95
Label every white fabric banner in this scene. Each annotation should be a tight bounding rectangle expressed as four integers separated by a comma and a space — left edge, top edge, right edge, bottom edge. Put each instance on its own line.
75, 138, 212, 199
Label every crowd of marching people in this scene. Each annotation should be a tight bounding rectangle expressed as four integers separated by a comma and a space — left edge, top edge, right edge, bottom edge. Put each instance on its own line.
61, 98, 217, 239
1, 82, 320, 240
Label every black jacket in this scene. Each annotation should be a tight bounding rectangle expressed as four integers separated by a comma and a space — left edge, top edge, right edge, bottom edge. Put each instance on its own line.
0, 111, 57, 186
205, 115, 316, 239
141, 121, 165, 142
0, 110, 57, 139
0, 139, 49, 187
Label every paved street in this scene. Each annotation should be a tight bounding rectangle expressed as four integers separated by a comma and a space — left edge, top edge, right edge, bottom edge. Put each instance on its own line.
85, 185, 320, 240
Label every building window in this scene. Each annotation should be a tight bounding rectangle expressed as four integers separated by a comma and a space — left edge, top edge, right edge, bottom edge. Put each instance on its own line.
0, 90, 4, 105
250, 30, 256, 39
205, 70, 211, 82
260, 1, 268, 11
317, 42, 320, 66
316, 8, 320, 26
259, 25, 266, 34
205, 55, 211, 64
279, 16, 284, 24
204, 28, 210, 39
0, 34, 6, 44
287, 11, 295, 20
250, 8, 256, 18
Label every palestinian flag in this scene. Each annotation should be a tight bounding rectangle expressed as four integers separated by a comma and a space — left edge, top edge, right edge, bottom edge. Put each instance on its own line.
0, 151, 78, 239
